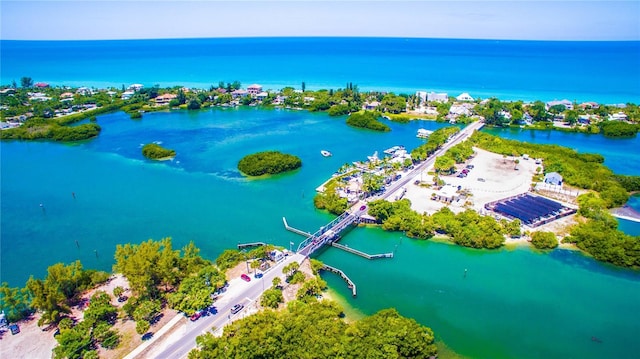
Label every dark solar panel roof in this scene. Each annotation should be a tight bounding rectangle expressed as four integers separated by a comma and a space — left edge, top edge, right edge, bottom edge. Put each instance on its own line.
491, 194, 564, 225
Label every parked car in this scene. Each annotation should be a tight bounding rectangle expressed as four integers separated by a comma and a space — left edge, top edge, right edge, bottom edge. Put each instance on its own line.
466, 165, 475, 169
359, 205, 367, 211
477, 178, 486, 182
9, 324, 20, 335
241, 274, 251, 282
231, 304, 244, 314
190, 311, 202, 321
117, 295, 128, 303
254, 272, 263, 279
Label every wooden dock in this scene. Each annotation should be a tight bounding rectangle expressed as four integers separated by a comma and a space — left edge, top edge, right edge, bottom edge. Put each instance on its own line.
330, 242, 393, 260
320, 264, 357, 297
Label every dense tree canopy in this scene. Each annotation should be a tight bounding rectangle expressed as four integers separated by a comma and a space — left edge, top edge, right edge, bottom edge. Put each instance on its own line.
189, 301, 437, 359
346, 111, 391, 132
599, 121, 639, 137
142, 143, 176, 160
530, 231, 558, 249
411, 126, 460, 161
237, 151, 302, 176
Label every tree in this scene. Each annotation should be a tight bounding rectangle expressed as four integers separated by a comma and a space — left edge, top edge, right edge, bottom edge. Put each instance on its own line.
20, 77, 33, 88
136, 320, 150, 335
530, 231, 558, 249
0, 283, 32, 322
514, 159, 520, 170
272, 277, 282, 289
187, 99, 201, 110
260, 288, 283, 308
301, 81, 306, 92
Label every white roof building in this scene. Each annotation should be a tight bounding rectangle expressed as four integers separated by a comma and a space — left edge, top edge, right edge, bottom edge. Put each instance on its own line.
427, 92, 448, 103
456, 93, 474, 102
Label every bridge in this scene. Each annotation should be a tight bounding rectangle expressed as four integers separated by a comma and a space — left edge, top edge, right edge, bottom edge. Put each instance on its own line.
296, 210, 365, 257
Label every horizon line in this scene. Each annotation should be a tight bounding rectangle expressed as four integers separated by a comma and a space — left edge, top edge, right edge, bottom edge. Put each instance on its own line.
2, 35, 640, 43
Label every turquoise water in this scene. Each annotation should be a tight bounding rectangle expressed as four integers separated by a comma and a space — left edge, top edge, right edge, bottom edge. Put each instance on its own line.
2, 108, 639, 359
2, 38, 639, 103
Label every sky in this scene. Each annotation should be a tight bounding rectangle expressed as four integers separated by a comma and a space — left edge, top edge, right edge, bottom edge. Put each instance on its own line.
1, 0, 638, 41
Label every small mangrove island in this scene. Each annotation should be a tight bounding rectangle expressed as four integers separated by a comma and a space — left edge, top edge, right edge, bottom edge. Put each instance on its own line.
238, 151, 302, 176
346, 110, 391, 132
142, 143, 176, 160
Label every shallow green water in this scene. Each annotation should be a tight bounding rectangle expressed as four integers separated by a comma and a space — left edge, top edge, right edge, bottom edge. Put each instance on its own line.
2, 108, 639, 358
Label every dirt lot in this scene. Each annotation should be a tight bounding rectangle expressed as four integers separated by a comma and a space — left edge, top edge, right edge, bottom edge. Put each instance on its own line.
0, 274, 178, 359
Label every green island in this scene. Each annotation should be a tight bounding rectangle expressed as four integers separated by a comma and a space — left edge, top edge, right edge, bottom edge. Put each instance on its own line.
346, 110, 391, 132
238, 151, 302, 176
0, 238, 437, 359
141, 143, 176, 160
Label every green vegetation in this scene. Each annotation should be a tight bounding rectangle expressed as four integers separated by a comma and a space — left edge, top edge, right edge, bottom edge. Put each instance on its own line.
237, 151, 302, 176
469, 131, 630, 207
142, 143, 176, 160
530, 231, 558, 249
260, 288, 284, 309
563, 193, 640, 267
313, 191, 349, 215
189, 301, 437, 359
346, 111, 391, 132
599, 121, 639, 137
368, 199, 507, 249
0, 118, 101, 141
411, 126, 460, 161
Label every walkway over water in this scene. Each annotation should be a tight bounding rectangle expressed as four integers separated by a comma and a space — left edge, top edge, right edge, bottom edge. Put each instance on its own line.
320, 264, 357, 297
331, 242, 394, 259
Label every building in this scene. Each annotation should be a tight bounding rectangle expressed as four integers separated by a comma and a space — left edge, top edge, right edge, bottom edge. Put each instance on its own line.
154, 93, 177, 105
417, 128, 433, 138
247, 84, 263, 95
609, 112, 628, 121
456, 93, 474, 102
231, 89, 248, 98
544, 172, 563, 186
269, 250, 284, 262
363, 101, 380, 110
546, 99, 573, 110
434, 185, 459, 203
427, 92, 448, 103
128, 84, 144, 92
34, 82, 49, 88
416, 91, 427, 102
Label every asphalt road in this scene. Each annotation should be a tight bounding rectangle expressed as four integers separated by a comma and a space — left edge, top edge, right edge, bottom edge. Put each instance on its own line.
151, 253, 306, 359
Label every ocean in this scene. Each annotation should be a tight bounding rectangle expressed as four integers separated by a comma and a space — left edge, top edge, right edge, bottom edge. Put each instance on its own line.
1, 37, 639, 103
2, 38, 640, 358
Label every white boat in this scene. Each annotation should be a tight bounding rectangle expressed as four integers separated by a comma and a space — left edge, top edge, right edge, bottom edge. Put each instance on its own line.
417, 129, 433, 138
321, 150, 332, 157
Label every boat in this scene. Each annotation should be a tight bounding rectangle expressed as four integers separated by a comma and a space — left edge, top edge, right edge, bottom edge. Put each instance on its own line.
321, 150, 332, 157
417, 129, 433, 138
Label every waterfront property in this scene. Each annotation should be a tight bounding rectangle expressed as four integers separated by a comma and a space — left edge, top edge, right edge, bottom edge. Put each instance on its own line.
485, 193, 576, 227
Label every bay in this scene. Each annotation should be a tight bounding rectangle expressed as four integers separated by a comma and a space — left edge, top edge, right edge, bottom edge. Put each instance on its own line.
1, 108, 639, 359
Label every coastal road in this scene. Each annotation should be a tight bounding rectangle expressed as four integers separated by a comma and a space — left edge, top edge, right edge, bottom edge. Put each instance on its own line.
139, 253, 306, 359
376, 120, 485, 201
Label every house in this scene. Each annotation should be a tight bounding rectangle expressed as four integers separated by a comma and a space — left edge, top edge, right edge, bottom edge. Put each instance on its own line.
121, 90, 135, 100
0, 88, 16, 95
434, 185, 459, 203
456, 93, 474, 102
256, 92, 269, 100
28, 92, 51, 101
269, 250, 284, 262
34, 82, 49, 89
578, 115, 591, 125
544, 172, 563, 186
60, 92, 75, 99
427, 92, 448, 103
609, 112, 628, 121
154, 93, 177, 105
128, 84, 144, 92
416, 91, 427, 103
363, 101, 380, 110
546, 99, 573, 110
231, 89, 248, 98
579, 102, 599, 110
448, 104, 471, 117
417, 128, 433, 138
247, 84, 262, 95
76, 87, 93, 96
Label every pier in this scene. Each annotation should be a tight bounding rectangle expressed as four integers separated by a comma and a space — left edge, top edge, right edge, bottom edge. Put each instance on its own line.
330, 242, 393, 259
237, 242, 266, 250
282, 217, 313, 237
320, 264, 357, 297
